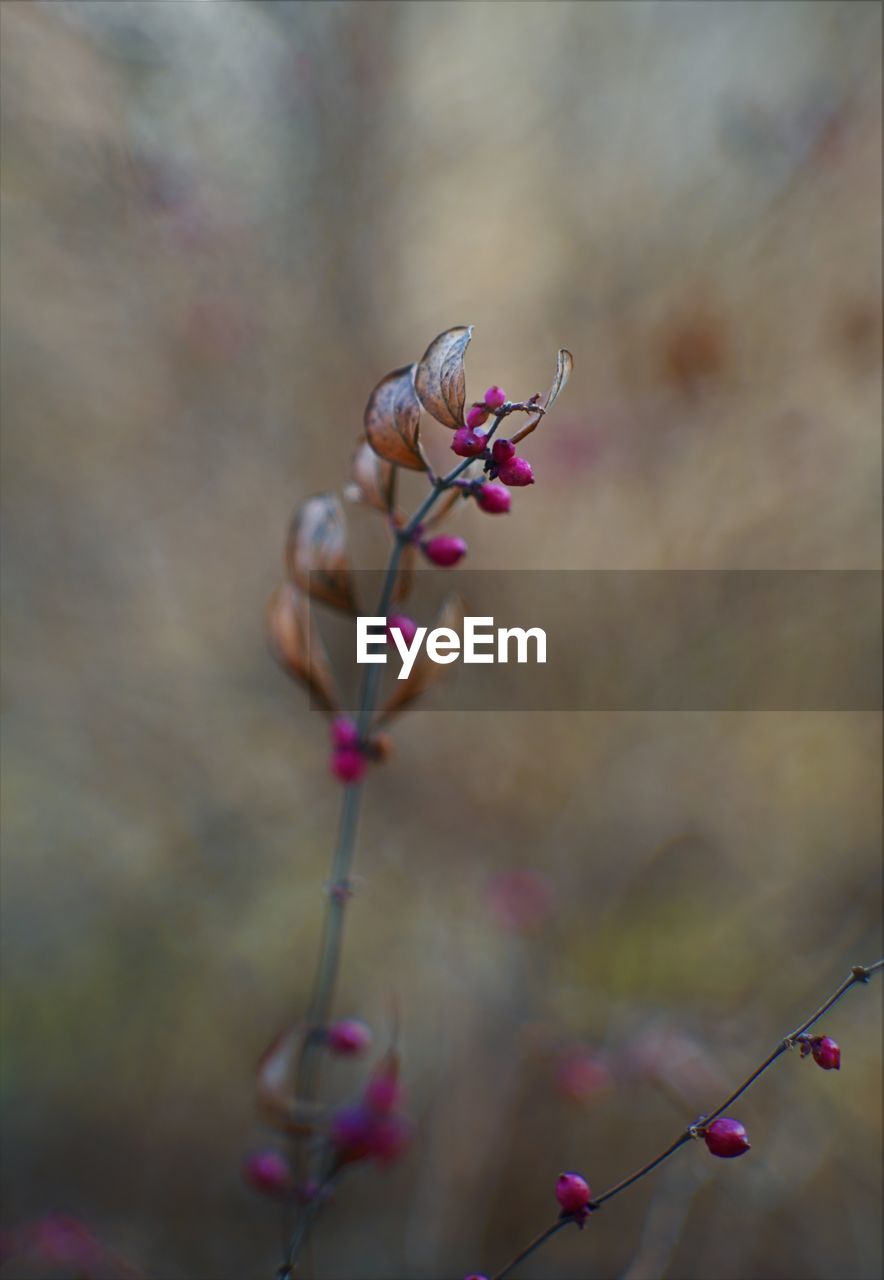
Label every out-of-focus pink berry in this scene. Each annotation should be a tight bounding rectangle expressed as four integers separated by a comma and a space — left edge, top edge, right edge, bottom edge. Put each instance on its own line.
452, 426, 488, 457
326, 1019, 372, 1056
810, 1035, 841, 1070
330, 1102, 410, 1165
464, 1275, 490, 1280
466, 404, 489, 430
243, 1150, 292, 1196
484, 385, 507, 410
555, 1172, 591, 1225
487, 868, 554, 932
556, 1048, 613, 1104
475, 483, 512, 515
330, 716, 359, 750
363, 1061, 402, 1114
491, 437, 516, 465
498, 456, 535, 487
330, 746, 366, 784
386, 614, 419, 646
704, 1117, 750, 1158
422, 535, 467, 567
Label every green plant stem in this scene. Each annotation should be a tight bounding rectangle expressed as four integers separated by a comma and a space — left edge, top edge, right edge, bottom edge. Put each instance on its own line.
283, 411, 507, 1273
489, 959, 883, 1280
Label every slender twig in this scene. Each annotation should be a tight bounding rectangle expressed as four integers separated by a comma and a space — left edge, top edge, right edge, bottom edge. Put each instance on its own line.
489, 960, 883, 1280
282, 411, 509, 1274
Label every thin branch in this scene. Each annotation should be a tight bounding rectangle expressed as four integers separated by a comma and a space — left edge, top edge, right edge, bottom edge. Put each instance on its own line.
282, 410, 509, 1274
489, 960, 883, 1280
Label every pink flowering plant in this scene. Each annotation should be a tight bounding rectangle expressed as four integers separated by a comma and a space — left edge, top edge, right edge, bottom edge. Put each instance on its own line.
254, 326, 881, 1280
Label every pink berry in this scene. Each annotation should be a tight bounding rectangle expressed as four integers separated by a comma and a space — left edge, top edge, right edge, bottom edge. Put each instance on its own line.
330, 746, 366, 784
484, 385, 507, 410
556, 1048, 613, 1104
475, 483, 512, 515
330, 1102, 410, 1165
487, 868, 554, 932
704, 1117, 751, 1158
242, 1150, 292, 1196
386, 614, 418, 646
330, 716, 359, 750
810, 1035, 841, 1070
555, 1172, 591, 1225
363, 1062, 402, 1114
452, 426, 488, 458
491, 437, 516, 465
466, 404, 489, 430
422, 535, 467, 567
498, 456, 535, 487
326, 1019, 372, 1056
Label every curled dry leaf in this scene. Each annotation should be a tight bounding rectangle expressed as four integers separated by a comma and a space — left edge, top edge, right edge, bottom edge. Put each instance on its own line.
286, 492, 356, 613
392, 536, 417, 605
511, 348, 574, 443
414, 325, 474, 430
345, 440, 398, 514
266, 582, 341, 714
376, 594, 464, 723
364, 365, 427, 472
256, 1026, 328, 1136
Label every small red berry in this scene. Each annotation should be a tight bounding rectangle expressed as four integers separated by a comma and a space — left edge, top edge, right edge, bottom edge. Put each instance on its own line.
498, 456, 535, 487
386, 614, 418, 646
484, 385, 507, 410
704, 1117, 751, 1158
452, 426, 488, 458
330, 717, 359, 750
422, 535, 467, 567
242, 1151, 292, 1197
475, 483, 512, 515
466, 404, 489, 430
326, 1019, 372, 1056
363, 1062, 402, 1114
555, 1172, 591, 1226
810, 1035, 841, 1070
330, 746, 366, 784
491, 437, 516, 465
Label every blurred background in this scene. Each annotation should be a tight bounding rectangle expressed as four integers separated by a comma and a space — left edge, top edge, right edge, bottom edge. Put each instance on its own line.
1, 2, 881, 1278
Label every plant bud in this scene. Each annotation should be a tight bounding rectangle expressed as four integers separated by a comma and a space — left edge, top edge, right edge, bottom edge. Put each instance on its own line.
555, 1172, 591, 1225
484, 385, 507, 410
498, 456, 535, 487
810, 1035, 841, 1070
326, 1019, 372, 1056
475, 483, 512, 515
242, 1151, 292, 1197
422, 535, 467, 567
452, 426, 488, 457
704, 1117, 751, 1158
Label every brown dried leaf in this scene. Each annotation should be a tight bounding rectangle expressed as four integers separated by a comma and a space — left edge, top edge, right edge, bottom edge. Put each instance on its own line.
392, 538, 417, 605
511, 348, 574, 443
266, 582, 341, 714
256, 1026, 327, 1136
364, 365, 427, 471
414, 325, 474, 429
376, 594, 464, 723
345, 440, 398, 514
285, 492, 356, 613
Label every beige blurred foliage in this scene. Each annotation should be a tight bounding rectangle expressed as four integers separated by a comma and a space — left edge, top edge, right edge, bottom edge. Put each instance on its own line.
0, 3, 880, 1278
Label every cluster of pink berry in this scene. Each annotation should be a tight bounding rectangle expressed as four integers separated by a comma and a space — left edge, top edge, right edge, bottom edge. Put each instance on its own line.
328, 715, 394, 784
414, 386, 538, 569
244, 1019, 411, 1201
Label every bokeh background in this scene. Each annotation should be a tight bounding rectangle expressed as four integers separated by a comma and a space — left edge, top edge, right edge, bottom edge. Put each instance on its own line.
1, 2, 881, 1278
